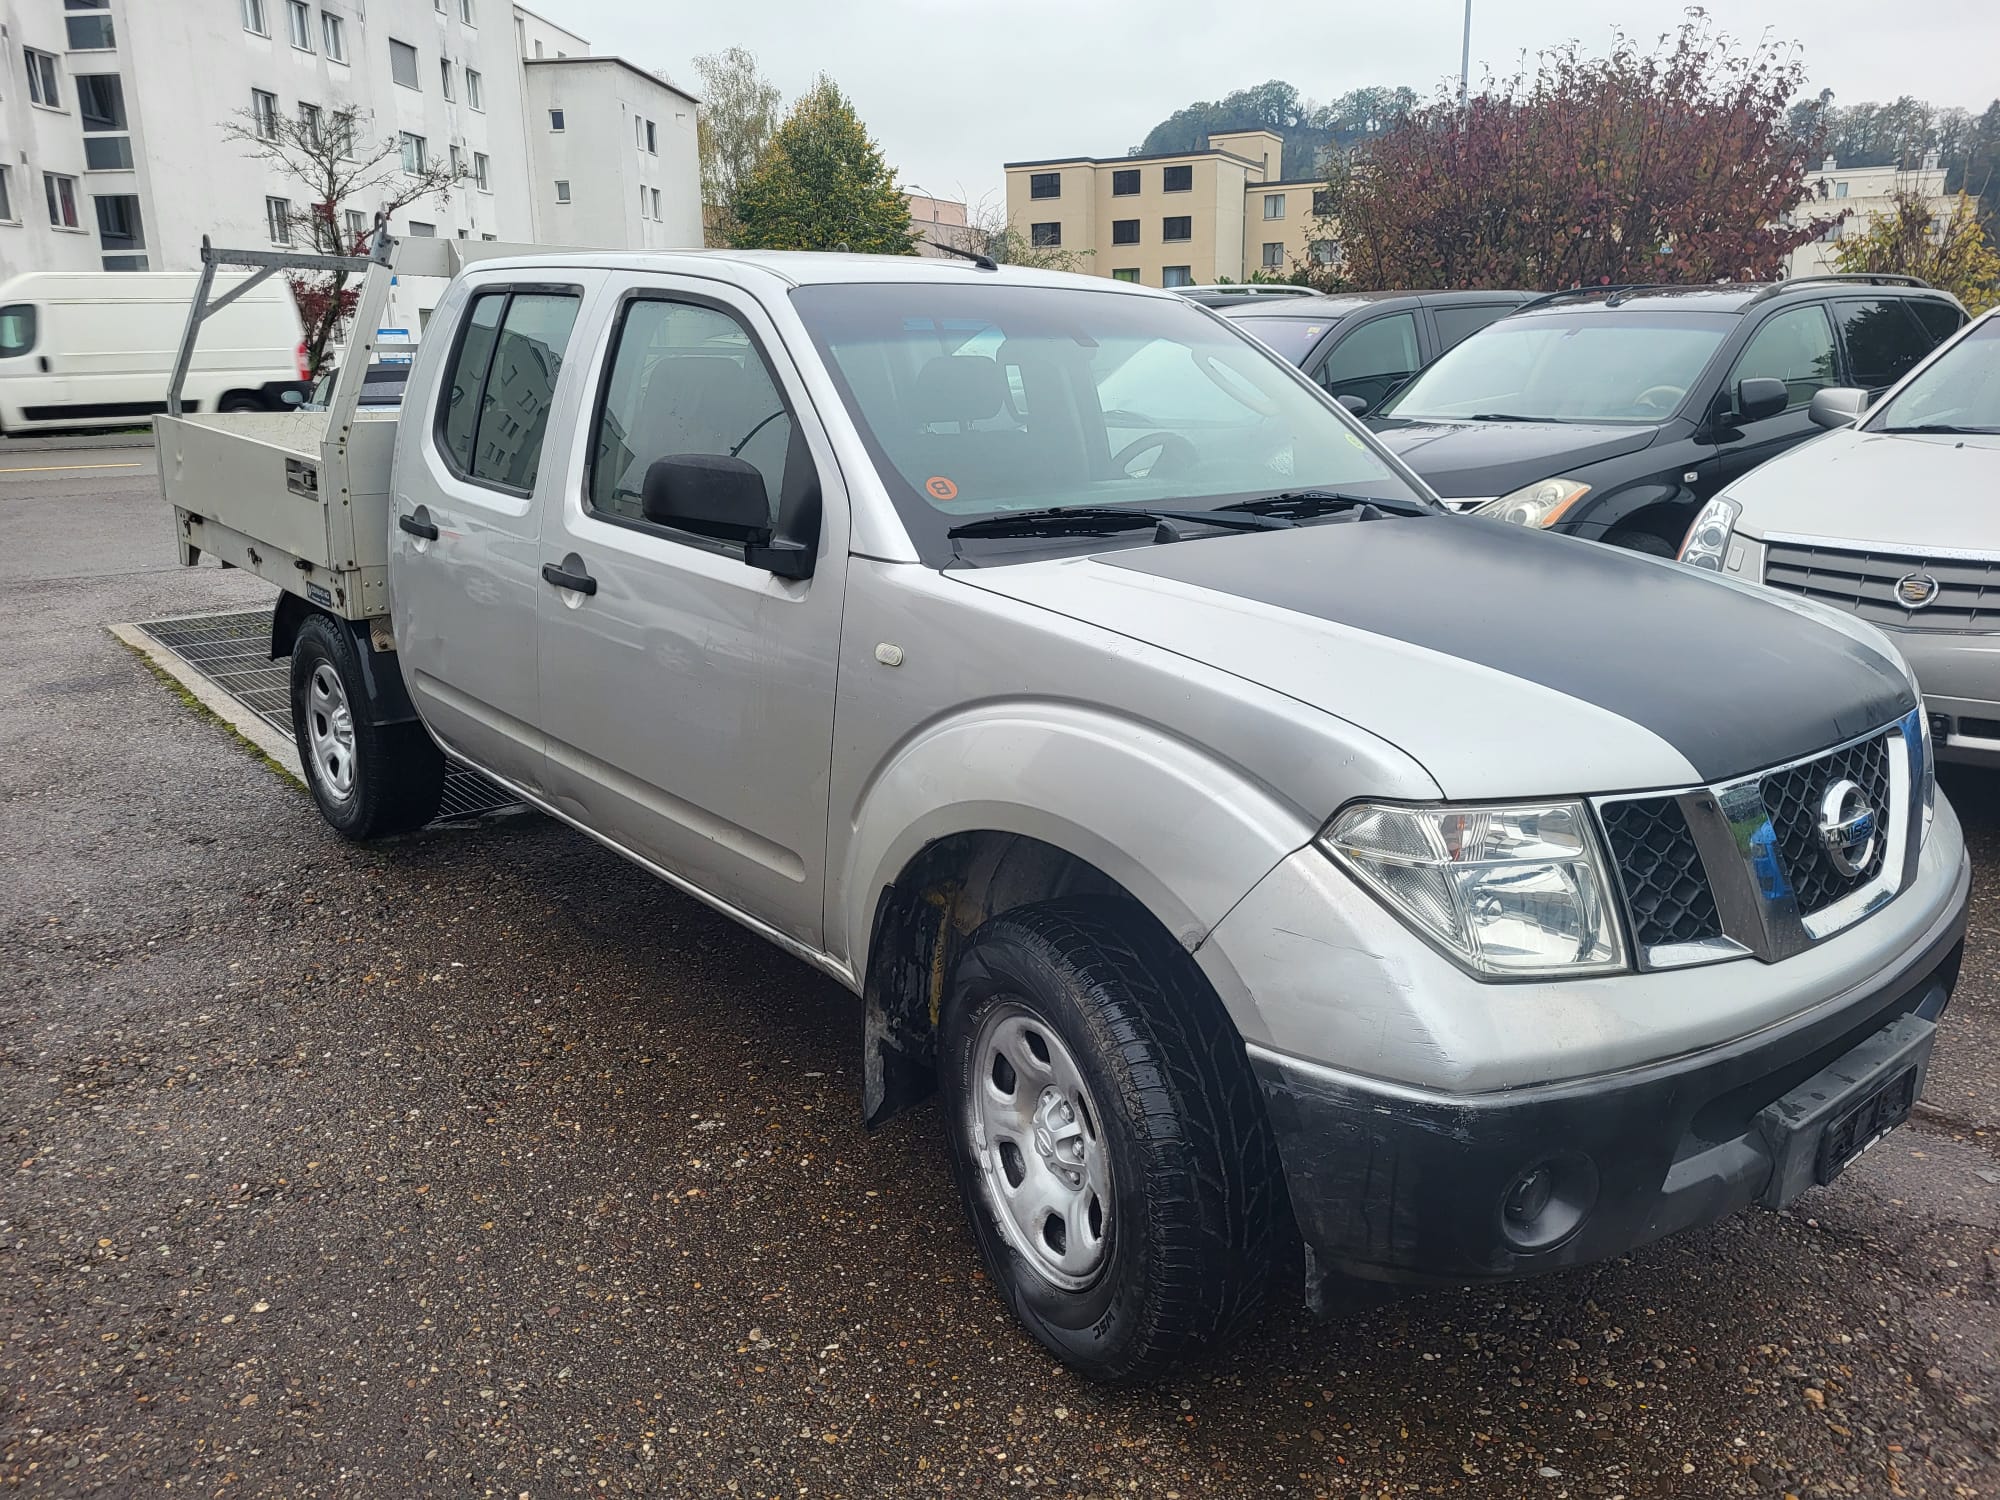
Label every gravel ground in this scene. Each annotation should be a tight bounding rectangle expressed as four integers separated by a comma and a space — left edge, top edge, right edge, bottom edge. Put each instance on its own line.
2, 454, 1996, 1498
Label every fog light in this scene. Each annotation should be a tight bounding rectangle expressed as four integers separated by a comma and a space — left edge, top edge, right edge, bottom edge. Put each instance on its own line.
1496, 1154, 1598, 1252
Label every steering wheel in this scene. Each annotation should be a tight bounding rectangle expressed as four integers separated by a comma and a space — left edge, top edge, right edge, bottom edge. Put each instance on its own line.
1111, 431, 1200, 478
1632, 384, 1684, 414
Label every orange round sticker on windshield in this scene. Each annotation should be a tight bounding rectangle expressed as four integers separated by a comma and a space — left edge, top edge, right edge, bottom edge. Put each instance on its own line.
925, 475, 959, 501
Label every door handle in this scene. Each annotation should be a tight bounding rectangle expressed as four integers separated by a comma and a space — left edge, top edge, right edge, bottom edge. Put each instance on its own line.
37, 356, 50, 374
398, 511, 439, 540
542, 556, 598, 596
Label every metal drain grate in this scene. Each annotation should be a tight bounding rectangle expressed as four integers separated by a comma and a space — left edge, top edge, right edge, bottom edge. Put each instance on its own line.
135, 608, 521, 823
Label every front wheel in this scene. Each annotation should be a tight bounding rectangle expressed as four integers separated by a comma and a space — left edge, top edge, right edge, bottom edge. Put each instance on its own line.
289, 613, 443, 840
939, 899, 1286, 1381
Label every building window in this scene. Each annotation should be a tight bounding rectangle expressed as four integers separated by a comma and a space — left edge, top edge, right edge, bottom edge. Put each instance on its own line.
1309, 238, 1341, 266
1162, 164, 1192, 192
265, 195, 291, 244
407, 221, 435, 237
646, 120, 658, 154
1030, 222, 1061, 248
1111, 219, 1139, 245
651, 187, 662, 219
25, 49, 61, 109
449, 144, 463, 176
1161, 216, 1191, 242
321, 11, 347, 62
83, 136, 133, 169
1111, 268, 1139, 283
638, 185, 649, 218
1029, 171, 1061, 199
344, 208, 366, 246
474, 151, 490, 191
1833, 181, 1849, 199
399, 132, 426, 172
1312, 189, 1333, 217
635, 116, 645, 149
465, 67, 483, 108
284, 0, 312, 49
388, 38, 419, 90
0, 167, 13, 223
1264, 193, 1285, 220
439, 59, 453, 98
1261, 241, 1284, 269
548, 108, 565, 132
45, 173, 81, 228
65, 8, 116, 51
76, 72, 125, 130
1161, 265, 1192, 288
241, 0, 268, 35
298, 101, 322, 145
554, 179, 570, 203
93, 192, 142, 253
1111, 169, 1139, 196
459, 0, 476, 22
252, 89, 279, 138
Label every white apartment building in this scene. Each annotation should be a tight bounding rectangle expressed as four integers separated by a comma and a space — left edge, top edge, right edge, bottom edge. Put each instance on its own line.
1785, 155, 1952, 277
0, 0, 698, 322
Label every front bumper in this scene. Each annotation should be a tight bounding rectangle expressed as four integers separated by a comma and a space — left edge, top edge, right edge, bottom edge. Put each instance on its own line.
1247, 851, 1968, 1283
1884, 626, 2000, 765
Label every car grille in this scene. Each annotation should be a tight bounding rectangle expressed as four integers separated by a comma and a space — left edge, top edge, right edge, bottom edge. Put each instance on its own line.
1762, 538, 2000, 632
1598, 797, 1722, 947
1758, 731, 1892, 915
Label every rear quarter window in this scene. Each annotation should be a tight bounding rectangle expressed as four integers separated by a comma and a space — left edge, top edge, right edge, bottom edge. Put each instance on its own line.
1910, 299, 1967, 347
1833, 299, 1931, 390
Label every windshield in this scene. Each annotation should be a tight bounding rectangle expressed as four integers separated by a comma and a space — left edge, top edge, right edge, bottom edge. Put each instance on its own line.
1379, 311, 1734, 424
1228, 315, 1339, 365
789, 282, 1423, 560
1867, 317, 2000, 434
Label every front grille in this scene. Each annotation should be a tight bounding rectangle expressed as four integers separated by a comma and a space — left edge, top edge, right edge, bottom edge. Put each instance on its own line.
1763, 539, 2000, 632
1759, 732, 1892, 914
1599, 797, 1721, 948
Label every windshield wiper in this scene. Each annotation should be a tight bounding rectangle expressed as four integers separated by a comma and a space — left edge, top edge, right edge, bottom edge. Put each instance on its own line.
946, 505, 1294, 541
1875, 423, 1999, 435
1217, 489, 1436, 521
1467, 412, 1567, 423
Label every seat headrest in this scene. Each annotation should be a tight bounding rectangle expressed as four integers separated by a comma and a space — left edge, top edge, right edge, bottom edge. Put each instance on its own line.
914, 354, 1005, 425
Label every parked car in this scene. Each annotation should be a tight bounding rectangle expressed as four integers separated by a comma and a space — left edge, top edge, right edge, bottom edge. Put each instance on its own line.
1367, 275, 1967, 554
1220, 289, 1532, 411
301, 362, 410, 411
158, 244, 1968, 1382
0, 270, 308, 434
1173, 285, 1321, 307
1680, 306, 2000, 764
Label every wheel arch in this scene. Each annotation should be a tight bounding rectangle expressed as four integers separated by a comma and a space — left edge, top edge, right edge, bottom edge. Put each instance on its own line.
271, 597, 420, 726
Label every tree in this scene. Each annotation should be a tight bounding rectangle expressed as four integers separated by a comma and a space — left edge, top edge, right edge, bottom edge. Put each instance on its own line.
1136, 81, 1417, 181
1320, 13, 1837, 292
1833, 191, 2000, 313
693, 47, 783, 247
223, 105, 464, 375
730, 78, 916, 254
949, 195, 1093, 272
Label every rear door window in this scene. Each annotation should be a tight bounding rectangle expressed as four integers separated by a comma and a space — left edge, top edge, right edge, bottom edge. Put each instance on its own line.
1833, 300, 1931, 391
1431, 302, 1515, 353
435, 286, 583, 494
1729, 304, 1838, 411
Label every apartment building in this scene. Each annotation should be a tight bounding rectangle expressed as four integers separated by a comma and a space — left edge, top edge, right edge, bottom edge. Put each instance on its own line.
1002, 131, 1333, 287
0, 0, 699, 319
1784, 155, 1951, 277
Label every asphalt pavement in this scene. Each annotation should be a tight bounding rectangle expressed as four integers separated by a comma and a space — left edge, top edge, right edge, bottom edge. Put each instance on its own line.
2, 447, 1997, 1498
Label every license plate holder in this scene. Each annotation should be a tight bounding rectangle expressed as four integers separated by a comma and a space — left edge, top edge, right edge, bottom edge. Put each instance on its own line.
1755, 1012, 1934, 1210
1812, 1065, 1916, 1185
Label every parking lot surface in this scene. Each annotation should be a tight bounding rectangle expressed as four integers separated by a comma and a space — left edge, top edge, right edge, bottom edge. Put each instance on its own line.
3, 450, 1997, 1497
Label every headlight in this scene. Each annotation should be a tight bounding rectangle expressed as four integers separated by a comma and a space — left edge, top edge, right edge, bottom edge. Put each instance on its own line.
1320, 801, 1625, 978
1677, 495, 1741, 571
1472, 478, 1591, 527
1918, 709, 1936, 833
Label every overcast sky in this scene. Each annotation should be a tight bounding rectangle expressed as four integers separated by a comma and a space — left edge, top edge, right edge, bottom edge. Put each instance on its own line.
549, 0, 2000, 209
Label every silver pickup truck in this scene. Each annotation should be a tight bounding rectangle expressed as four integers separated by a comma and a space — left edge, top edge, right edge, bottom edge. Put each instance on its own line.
159, 239, 1970, 1382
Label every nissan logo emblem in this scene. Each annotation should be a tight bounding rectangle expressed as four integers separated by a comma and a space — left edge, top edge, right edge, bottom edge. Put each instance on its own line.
1817, 779, 1878, 878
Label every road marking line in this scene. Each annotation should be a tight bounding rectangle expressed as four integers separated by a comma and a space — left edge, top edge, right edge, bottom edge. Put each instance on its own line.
0, 461, 144, 473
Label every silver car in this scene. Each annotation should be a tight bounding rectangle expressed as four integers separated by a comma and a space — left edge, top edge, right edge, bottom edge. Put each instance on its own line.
1680, 307, 2000, 765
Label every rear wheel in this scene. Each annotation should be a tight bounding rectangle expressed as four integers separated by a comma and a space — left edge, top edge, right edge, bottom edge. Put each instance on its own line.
289, 613, 443, 840
939, 898, 1285, 1381
218, 395, 262, 413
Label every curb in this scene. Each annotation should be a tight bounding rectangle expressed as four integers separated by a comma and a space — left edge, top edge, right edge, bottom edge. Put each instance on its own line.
107, 621, 304, 785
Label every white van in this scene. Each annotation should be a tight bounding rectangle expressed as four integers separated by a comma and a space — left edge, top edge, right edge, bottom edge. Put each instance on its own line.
0, 271, 308, 435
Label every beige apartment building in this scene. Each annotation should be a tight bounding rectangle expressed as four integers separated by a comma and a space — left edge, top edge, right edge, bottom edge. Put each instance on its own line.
1003, 130, 1333, 288
1783, 155, 1952, 277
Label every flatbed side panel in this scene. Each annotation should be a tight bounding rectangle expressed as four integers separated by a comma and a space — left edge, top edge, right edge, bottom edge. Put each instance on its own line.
171, 508, 386, 620
321, 417, 398, 572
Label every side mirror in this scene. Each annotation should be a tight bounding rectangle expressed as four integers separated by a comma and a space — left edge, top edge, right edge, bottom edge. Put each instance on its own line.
1808, 386, 1868, 430
641, 454, 814, 579
1735, 377, 1788, 423
281, 388, 305, 406
1335, 393, 1369, 415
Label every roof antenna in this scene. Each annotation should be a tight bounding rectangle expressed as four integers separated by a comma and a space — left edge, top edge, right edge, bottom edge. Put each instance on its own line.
929, 239, 999, 272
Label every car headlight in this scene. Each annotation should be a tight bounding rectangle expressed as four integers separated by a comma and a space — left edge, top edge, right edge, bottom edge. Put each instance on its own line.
1918, 709, 1936, 833
1472, 478, 1591, 527
1319, 801, 1625, 979
1677, 495, 1741, 571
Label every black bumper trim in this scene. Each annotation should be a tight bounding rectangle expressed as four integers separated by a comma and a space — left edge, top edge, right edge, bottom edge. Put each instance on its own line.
1252, 856, 1968, 1285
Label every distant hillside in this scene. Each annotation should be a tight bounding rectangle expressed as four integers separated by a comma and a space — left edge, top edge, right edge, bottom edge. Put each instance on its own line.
1134, 80, 1419, 180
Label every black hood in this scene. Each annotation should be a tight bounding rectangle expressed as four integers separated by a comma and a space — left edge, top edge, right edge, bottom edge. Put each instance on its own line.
1368, 418, 1662, 499
1098, 516, 1914, 785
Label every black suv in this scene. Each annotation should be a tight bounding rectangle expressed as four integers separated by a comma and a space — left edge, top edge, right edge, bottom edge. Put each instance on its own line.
1219, 290, 1533, 412
1365, 275, 1967, 554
